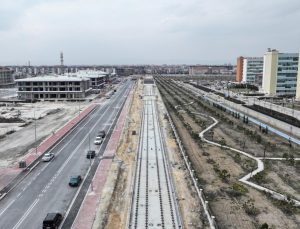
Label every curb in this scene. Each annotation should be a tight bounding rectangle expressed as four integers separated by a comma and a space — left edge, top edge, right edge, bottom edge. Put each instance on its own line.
0, 104, 98, 200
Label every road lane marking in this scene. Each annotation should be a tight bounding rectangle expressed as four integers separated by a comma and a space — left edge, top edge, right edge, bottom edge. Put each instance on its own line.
12, 198, 39, 229
64, 84, 133, 228
0, 83, 131, 225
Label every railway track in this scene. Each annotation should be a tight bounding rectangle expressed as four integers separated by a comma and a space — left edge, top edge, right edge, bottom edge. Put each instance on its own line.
129, 82, 181, 228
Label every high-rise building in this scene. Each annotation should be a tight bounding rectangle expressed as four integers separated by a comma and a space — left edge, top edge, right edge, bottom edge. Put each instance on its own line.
0, 67, 15, 88
262, 49, 299, 96
242, 57, 263, 85
236, 56, 243, 82
296, 51, 300, 100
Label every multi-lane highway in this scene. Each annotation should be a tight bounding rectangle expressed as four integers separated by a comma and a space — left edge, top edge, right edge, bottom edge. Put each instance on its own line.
129, 81, 181, 228
0, 80, 132, 229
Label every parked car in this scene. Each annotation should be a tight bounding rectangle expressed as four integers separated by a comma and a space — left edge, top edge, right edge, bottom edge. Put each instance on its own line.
69, 175, 82, 187
94, 139, 103, 145
86, 150, 96, 159
97, 130, 106, 138
42, 213, 63, 229
42, 153, 54, 162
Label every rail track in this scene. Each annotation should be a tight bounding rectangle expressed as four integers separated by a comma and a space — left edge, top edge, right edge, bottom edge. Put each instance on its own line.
129, 83, 181, 228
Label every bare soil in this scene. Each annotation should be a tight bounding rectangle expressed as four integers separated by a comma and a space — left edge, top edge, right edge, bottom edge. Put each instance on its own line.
156, 77, 300, 229
0, 101, 90, 167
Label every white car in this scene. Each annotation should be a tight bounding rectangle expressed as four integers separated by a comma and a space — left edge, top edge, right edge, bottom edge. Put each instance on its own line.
94, 139, 103, 145
95, 136, 102, 140
42, 153, 54, 162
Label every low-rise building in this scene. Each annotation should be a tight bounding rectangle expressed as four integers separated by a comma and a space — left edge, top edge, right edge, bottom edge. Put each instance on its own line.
69, 70, 109, 89
16, 75, 91, 101
189, 65, 234, 76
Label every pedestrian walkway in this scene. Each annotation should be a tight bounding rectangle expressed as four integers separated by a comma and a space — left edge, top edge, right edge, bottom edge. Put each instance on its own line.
200, 115, 300, 206
72, 89, 133, 229
0, 104, 97, 191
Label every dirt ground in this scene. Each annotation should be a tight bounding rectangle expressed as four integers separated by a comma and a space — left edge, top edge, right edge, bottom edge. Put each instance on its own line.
0, 101, 91, 167
97, 79, 141, 229
156, 77, 300, 229
101, 79, 209, 229
156, 86, 208, 228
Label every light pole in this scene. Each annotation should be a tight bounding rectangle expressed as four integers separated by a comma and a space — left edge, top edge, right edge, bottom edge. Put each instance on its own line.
78, 99, 80, 117
33, 103, 37, 155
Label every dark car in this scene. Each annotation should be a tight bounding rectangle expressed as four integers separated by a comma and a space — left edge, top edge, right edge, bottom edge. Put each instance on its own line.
43, 213, 63, 229
68, 175, 82, 187
86, 150, 96, 159
97, 130, 106, 138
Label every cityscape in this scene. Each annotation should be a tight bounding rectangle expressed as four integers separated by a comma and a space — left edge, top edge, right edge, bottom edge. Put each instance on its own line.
0, 1, 300, 229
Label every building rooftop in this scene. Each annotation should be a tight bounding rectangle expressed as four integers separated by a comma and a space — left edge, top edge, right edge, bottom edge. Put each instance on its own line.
15, 75, 88, 82
64, 70, 108, 79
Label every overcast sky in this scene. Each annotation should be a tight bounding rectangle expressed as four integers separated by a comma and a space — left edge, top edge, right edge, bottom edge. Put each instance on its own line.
0, 0, 300, 65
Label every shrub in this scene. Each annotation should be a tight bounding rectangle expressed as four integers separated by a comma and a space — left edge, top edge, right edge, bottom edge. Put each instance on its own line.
243, 199, 260, 216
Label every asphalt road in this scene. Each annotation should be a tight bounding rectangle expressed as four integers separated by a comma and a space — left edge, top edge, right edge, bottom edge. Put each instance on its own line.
0, 80, 132, 229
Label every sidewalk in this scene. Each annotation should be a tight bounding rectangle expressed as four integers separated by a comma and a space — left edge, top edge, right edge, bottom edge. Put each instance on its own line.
72, 89, 133, 229
0, 104, 97, 192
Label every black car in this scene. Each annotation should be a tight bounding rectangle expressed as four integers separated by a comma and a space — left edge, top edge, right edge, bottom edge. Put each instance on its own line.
43, 213, 63, 229
97, 130, 106, 138
86, 150, 96, 159
69, 175, 82, 187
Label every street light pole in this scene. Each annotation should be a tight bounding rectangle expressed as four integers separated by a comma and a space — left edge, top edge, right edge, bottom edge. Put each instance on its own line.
34, 105, 37, 154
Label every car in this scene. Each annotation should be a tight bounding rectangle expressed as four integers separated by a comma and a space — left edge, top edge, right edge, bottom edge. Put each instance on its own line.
42, 213, 63, 229
97, 130, 106, 138
69, 175, 82, 187
42, 153, 54, 162
94, 139, 103, 145
95, 136, 102, 140
86, 150, 96, 159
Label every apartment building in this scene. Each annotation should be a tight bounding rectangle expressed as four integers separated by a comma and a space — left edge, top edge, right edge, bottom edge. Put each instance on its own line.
236, 57, 243, 82
296, 56, 300, 100
235, 56, 263, 84
242, 57, 263, 84
189, 65, 234, 76
0, 67, 15, 88
262, 49, 299, 96
16, 75, 91, 101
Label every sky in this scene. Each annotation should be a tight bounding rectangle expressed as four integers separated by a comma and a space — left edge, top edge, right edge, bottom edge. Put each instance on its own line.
0, 0, 300, 65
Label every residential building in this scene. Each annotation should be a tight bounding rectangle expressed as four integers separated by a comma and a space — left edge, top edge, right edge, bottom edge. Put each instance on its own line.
242, 57, 263, 84
189, 65, 234, 76
16, 75, 91, 101
236, 56, 243, 82
296, 52, 300, 100
262, 49, 299, 96
0, 67, 15, 88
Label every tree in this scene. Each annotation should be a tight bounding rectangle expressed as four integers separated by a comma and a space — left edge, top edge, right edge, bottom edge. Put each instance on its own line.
260, 223, 269, 229
219, 169, 230, 182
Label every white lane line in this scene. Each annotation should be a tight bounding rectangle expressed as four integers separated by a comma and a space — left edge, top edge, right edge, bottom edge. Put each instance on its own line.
12, 198, 39, 229
0, 105, 106, 216
68, 84, 133, 229
0, 199, 16, 218
0, 83, 130, 226
0, 105, 110, 217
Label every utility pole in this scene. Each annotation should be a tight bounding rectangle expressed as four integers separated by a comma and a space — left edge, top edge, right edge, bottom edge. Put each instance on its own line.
34, 106, 37, 154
